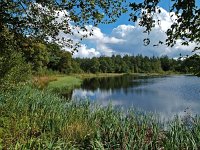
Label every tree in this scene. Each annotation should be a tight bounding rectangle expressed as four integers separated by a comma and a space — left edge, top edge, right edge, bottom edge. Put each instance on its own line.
22, 41, 49, 72
181, 54, 200, 76
57, 51, 73, 74
89, 57, 100, 73
46, 43, 62, 71
160, 55, 171, 71
2, 0, 199, 52
150, 57, 162, 73
1, 0, 126, 52
0, 27, 31, 89
129, 0, 200, 51
99, 57, 110, 73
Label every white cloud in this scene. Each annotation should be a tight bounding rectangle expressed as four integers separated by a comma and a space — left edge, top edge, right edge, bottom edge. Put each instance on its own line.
83, 7, 197, 57
153, 7, 177, 32
72, 25, 124, 57
73, 44, 100, 58
55, 7, 197, 58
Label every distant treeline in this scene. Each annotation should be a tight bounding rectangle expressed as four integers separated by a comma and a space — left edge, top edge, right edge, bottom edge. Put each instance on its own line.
74, 55, 177, 73
1, 27, 199, 89
46, 43, 199, 74
17, 41, 200, 74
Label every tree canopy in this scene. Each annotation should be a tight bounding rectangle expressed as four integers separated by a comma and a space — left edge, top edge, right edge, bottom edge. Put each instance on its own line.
0, 0, 126, 52
129, 0, 200, 51
1, 0, 200, 51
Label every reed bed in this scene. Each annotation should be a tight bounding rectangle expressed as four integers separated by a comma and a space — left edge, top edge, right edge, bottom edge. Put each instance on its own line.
1, 86, 200, 149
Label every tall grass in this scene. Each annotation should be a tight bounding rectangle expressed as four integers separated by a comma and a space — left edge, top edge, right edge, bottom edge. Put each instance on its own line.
32, 75, 82, 99
47, 76, 82, 90
1, 86, 200, 149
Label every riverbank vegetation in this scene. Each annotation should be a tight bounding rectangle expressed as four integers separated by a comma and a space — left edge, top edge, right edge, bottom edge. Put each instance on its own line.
1, 0, 200, 148
1, 26, 199, 90
1, 24, 200, 149
1, 85, 200, 149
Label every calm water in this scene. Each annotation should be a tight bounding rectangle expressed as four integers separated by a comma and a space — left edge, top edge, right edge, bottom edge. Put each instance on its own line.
72, 75, 200, 119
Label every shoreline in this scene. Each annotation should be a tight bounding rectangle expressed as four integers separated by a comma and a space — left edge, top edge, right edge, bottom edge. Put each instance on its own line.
34, 72, 186, 90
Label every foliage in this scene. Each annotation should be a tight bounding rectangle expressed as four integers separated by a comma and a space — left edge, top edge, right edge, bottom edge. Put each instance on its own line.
1, 85, 200, 149
47, 43, 81, 74
181, 54, 200, 76
1, 0, 200, 85
129, 0, 200, 51
160, 55, 173, 71
0, 0, 126, 52
128, 0, 200, 75
74, 54, 200, 75
47, 76, 82, 91
0, 27, 31, 89
32, 76, 57, 89
75, 55, 172, 74
21, 41, 50, 72
1, 0, 199, 51
47, 75, 82, 98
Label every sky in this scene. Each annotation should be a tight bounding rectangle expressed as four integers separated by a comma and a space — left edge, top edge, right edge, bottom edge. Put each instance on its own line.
62, 0, 200, 58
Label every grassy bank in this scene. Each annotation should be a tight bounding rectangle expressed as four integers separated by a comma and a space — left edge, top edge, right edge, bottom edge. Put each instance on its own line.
33, 72, 179, 89
33, 72, 183, 98
1, 85, 200, 149
73, 72, 180, 79
47, 76, 82, 90
73, 73, 125, 79
33, 75, 82, 97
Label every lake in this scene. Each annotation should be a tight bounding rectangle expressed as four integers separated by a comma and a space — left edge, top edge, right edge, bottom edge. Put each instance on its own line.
72, 75, 200, 119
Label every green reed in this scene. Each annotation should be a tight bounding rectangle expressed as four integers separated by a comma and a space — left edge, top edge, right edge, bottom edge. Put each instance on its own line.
1, 86, 200, 149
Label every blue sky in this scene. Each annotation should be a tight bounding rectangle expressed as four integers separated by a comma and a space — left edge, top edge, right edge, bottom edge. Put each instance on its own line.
98, 0, 171, 34
98, 0, 200, 34
65, 0, 200, 58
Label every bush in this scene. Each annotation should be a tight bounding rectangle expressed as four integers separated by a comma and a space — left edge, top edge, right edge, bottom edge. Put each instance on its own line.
0, 27, 31, 90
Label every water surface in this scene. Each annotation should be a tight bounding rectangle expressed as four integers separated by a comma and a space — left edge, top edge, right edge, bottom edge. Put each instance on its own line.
72, 75, 200, 119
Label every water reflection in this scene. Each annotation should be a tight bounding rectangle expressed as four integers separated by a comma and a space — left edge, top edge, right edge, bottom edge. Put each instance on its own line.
72, 75, 200, 119
80, 75, 157, 93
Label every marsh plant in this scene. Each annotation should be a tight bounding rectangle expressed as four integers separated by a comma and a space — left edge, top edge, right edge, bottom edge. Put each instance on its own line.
1, 86, 200, 149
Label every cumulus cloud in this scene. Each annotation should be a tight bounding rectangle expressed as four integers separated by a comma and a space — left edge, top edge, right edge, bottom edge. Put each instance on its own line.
72, 25, 124, 57
56, 7, 197, 58
73, 44, 100, 58
74, 7, 197, 58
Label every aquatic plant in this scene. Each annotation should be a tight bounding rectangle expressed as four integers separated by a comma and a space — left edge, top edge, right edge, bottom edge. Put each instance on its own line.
1, 86, 200, 149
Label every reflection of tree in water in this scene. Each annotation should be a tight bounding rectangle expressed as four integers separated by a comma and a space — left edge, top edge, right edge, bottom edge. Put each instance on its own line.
80, 75, 156, 92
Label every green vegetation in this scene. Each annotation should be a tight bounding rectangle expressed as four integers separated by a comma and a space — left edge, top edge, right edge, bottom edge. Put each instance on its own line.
1, 0, 200, 149
32, 75, 82, 98
1, 0, 126, 53
48, 76, 82, 89
73, 73, 125, 79
1, 25, 199, 90
1, 85, 200, 149
0, 27, 32, 90
74, 55, 185, 74
47, 76, 82, 93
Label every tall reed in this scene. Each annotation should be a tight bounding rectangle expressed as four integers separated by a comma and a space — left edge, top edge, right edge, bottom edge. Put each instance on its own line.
1, 86, 200, 149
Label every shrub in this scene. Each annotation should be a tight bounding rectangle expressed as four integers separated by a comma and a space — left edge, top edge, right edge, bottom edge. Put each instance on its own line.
0, 27, 31, 90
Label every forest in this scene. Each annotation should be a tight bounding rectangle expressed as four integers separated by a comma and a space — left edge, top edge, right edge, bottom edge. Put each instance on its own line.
2, 29, 199, 80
